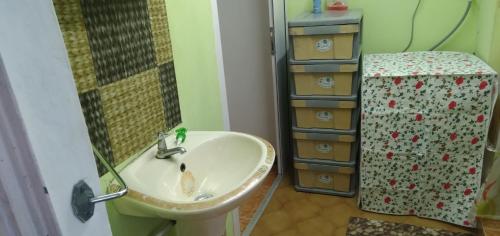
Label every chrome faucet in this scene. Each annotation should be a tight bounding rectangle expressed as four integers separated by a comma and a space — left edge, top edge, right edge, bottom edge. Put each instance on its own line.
155, 132, 187, 159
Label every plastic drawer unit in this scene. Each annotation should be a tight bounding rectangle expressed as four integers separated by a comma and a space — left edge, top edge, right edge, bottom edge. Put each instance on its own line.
293, 130, 358, 164
288, 9, 363, 197
291, 99, 358, 130
294, 161, 356, 196
288, 9, 362, 62
290, 63, 359, 97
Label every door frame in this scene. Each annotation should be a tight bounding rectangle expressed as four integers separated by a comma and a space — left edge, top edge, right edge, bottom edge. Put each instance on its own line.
0, 56, 62, 236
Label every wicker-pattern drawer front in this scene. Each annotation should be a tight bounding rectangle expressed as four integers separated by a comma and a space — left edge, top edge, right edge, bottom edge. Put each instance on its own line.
290, 64, 359, 97
295, 162, 354, 192
295, 107, 352, 129
294, 72, 353, 96
292, 100, 356, 130
294, 132, 355, 162
292, 34, 354, 60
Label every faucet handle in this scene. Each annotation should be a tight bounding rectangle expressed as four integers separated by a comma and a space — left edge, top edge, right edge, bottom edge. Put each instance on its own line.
157, 131, 169, 150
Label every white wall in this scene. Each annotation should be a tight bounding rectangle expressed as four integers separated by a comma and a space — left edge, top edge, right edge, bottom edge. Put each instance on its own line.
0, 0, 112, 235
217, 0, 278, 146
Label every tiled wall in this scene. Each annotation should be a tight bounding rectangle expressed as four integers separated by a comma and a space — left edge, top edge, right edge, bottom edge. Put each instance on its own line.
53, 0, 181, 175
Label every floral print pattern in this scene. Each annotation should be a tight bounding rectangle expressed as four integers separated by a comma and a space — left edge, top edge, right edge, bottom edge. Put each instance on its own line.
360, 51, 498, 227
347, 217, 474, 236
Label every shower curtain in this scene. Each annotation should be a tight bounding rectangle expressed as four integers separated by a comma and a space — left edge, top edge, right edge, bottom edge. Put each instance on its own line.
359, 51, 498, 227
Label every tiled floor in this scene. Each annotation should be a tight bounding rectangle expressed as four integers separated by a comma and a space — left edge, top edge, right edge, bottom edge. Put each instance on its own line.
239, 165, 278, 232
251, 176, 474, 236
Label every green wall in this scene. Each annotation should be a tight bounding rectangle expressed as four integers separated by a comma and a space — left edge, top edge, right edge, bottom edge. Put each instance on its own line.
169, 0, 224, 131
287, 0, 478, 53
477, 0, 500, 71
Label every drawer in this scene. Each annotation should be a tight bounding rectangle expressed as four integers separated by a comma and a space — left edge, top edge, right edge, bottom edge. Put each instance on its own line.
294, 161, 355, 193
290, 64, 359, 96
289, 24, 359, 60
292, 99, 357, 130
293, 131, 357, 163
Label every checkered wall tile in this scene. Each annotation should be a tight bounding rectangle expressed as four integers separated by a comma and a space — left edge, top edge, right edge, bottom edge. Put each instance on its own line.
53, 0, 181, 175
81, 0, 157, 86
159, 62, 181, 130
79, 90, 114, 175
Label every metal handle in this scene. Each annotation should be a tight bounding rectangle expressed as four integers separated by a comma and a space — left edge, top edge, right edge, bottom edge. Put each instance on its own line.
71, 145, 128, 222
157, 131, 169, 150
89, 145, 128, 203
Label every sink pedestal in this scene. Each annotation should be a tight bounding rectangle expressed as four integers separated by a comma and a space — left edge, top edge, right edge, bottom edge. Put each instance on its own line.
175, 214, 227, 236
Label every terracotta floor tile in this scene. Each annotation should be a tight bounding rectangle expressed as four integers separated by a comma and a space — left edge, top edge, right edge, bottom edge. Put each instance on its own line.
320, 203, 358, 227
251, 176, 474, 236
296, 216, 336, 236
258, 210, 292, 234
271, 228, 302, 236
282, 198, 321, 222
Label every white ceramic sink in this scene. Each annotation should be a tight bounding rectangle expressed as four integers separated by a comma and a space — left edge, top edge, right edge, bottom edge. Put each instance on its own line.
111, 131, 275, 236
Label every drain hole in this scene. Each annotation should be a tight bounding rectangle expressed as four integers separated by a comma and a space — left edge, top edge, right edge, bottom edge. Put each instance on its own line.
194, 193, 214, 201
180, 163, 186, 172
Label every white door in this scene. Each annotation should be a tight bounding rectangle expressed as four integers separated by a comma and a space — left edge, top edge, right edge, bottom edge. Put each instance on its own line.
0, 0, 113, 235
216, 0, 289, 175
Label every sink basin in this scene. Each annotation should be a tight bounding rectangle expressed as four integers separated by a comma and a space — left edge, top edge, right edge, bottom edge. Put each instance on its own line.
110, 131, 275, 236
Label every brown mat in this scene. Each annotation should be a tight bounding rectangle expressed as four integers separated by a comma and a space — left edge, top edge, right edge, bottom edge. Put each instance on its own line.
346, 217, 473, 236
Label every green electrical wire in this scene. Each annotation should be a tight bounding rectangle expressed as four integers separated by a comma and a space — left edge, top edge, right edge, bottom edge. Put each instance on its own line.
403, 0, 422, 52
429, 0, 472, 51
403, 0, 473, 52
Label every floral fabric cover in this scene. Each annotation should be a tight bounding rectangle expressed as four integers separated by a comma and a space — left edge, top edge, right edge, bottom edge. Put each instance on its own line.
359, 51, 498, 227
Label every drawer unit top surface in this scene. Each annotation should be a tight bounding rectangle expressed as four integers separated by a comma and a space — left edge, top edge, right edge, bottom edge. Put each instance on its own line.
288, 9, 363, 27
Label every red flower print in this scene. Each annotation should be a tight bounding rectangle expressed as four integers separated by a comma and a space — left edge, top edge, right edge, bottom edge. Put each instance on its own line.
471, 137, 479, 145
393, 77, 402, 85
463, 220, 470, 226
389, 179, 397, 186
415, 113, 423, 121
479, 81, 488, 90
469, 167, 476, 174
415, 81, 424, 89
464, 188, 472, 196
442, 154, 450, 161
386, 151, 394, 160
391, 131, 399, 139
455, 77, 464, 85
437, 202, 444, 209
450, 132, 458, 141
448, 101, 457, 110
476, 114, 484, 123
408, 183, 416, 190
388, 100, 396, 108
384, 196, 391, 204
411, 135, 419, 143
443, 182, 451, 190
411, 164, 419, 171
